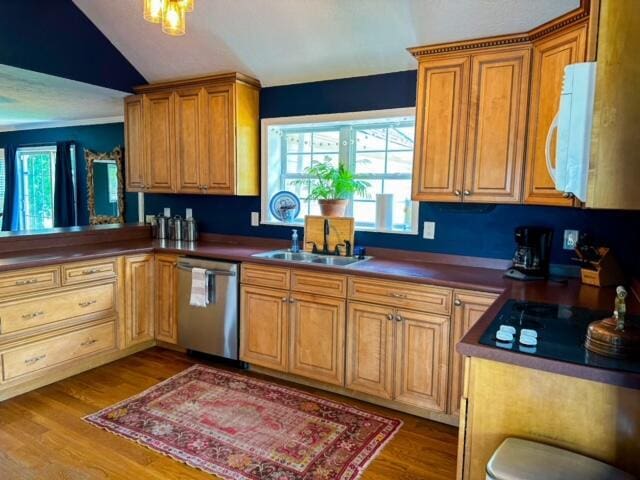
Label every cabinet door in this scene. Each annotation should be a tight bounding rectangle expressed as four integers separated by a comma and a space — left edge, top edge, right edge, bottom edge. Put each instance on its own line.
412, 56, 469, 201
144, 92, 175, 192
464, 48, 531, 203
240, 285, 288, 372
345, 302, 395, 399
124, 255, 155, 347
448, 290, 497, 416
524, 24, 587, 206
289, 292, 346, 386
154, 254, 178, 344
202, 85, 235, 194
394, 309, 449, 412
124, 95, 145, 191
175, 88, 204, 194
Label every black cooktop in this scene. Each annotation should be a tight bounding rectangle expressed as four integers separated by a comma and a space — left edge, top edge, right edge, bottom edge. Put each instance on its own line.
479, 299, 640, 374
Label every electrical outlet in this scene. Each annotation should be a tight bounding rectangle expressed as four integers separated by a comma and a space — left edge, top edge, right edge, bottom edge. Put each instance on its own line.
185, 208, 193, 219
251, 212, 260, 227
564, 229, 579, 250
423, 221, 436, 240
163, 207, 171, 217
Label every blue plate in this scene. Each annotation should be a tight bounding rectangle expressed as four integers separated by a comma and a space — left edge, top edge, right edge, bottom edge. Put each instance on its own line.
269, 191, 301, 222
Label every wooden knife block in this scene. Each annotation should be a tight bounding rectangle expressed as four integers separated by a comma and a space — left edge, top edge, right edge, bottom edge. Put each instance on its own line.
303, 216, 355, 255
580, 248, 624, 287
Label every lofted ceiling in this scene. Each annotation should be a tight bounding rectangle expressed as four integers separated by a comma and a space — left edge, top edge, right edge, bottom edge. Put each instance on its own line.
0, 64, 127, 132
73, 0, 579, 87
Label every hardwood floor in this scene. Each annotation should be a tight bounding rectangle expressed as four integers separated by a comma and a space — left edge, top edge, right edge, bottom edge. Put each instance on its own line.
0, 347, 459, 479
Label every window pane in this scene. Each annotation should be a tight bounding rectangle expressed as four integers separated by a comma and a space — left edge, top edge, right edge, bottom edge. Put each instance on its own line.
356, 128, 387, 151
354, 179, 382, 200
312, 153, 339, 167
355, 151, 385, 174
352, 200, 376, 226
312, 131, 340, 153
387, 150, 413, 174
285, 132, 311, 153
388, 126, 415, 150
286, 153, 312, 173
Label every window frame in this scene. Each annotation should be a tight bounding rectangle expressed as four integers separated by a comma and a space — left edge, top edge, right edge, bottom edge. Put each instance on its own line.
260, 108, 419, 235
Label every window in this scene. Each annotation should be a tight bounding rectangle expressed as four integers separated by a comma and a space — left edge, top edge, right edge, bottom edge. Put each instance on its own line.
262, 109, 418, 233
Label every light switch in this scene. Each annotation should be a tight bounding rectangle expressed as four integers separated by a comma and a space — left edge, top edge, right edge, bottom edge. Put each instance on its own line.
563, 229, 579, 250
423, 221, 436, 240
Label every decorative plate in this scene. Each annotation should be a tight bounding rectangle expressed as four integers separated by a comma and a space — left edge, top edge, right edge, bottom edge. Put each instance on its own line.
269, 191, 301, 222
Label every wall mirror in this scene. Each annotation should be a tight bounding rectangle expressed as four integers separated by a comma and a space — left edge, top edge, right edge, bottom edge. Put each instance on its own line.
85, 147, 124, 224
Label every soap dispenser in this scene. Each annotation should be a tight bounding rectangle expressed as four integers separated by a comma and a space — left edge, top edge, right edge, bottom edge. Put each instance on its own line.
291, 229, 300, 253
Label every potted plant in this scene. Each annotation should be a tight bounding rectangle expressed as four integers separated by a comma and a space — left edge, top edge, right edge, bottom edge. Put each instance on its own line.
295, 160, 370, 217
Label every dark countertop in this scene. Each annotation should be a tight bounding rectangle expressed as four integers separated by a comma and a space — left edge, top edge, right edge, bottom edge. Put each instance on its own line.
0, 234, 637, 389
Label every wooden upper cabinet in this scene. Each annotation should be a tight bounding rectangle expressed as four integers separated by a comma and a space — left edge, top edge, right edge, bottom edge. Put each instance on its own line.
464, 48, 531, 203
524, 24, 587, 206
124, 255, 155, 347
412, 56, 469, 201
124, 96, 145, 191
154, 254, 178, 344
124, 73, 260, 196
144, 92, 176, 192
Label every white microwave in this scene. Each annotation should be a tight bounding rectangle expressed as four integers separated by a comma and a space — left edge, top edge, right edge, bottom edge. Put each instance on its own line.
546, 62, 597, 202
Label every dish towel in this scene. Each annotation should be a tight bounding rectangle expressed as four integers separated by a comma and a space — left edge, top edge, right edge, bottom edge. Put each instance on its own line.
189, 268, 208, 307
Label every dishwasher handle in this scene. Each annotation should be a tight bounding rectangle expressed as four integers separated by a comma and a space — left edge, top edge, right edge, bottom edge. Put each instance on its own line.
177, 263, 236, 276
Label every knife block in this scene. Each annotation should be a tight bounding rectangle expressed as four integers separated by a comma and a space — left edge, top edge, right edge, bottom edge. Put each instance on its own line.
580, 248, 624, 287
303, 215, 355, 256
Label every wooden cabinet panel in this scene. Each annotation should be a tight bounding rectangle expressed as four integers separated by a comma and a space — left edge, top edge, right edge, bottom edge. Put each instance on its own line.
154, 254, 178, 344
144, 92, 175, 192
241, 263, 290, 290
464, 48, 531, 203
240, 285, 289, 372
124, 255, 154, 347
394, 309, 449, 412
124, 95, 145, 191
412, 56, 469, 201
345, 302, 395, 399
448, 290, 497, 416
524, 24, 587, 206
289, 292, 345, 386
0, 266, 60, 299
175, 88, 204, 193
291, 270, 347, 298
202, 85, 234, 194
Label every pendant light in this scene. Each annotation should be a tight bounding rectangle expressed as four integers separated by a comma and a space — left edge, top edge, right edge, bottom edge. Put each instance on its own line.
143, 0, 166, 24
162, 0, 186, 36
179, 0, 195, 13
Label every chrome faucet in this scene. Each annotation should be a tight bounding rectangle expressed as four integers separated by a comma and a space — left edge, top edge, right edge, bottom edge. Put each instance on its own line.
322, 218, 330, 255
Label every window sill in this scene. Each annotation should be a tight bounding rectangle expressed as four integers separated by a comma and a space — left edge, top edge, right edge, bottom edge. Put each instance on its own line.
259, 220, 418, 236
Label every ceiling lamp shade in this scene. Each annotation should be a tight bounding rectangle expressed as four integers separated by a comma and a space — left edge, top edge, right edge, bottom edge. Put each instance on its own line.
143, 0, 166, 23
179, 0, 195, 13
162, 0, 186, 36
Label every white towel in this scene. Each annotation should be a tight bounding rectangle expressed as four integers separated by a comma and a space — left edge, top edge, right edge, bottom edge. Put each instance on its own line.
189, 268, 208, 307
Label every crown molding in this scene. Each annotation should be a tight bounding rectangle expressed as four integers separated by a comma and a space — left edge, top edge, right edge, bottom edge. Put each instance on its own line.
0, 116, 124, 133
133, 71, 261, 94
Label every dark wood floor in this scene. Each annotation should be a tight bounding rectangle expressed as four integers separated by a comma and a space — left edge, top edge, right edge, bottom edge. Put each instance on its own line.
0, 347, 458, 479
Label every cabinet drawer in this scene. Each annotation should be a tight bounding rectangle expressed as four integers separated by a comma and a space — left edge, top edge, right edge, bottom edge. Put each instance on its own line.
2, 322, 116, 381
0, 266, 60, 298
241, 263, 290, 290
62, 259, 117, 285
291, 270, 347, 298
348, 277, 452, 315
0, 283, 116, 335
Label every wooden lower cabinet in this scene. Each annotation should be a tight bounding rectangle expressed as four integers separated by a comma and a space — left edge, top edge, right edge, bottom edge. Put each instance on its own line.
154, 254, 178, 344
240, 285, 289, 372
448, 290, 498, 415
289, 292, 345, 386
345, 302, 395, 399
124, 255, 155, 347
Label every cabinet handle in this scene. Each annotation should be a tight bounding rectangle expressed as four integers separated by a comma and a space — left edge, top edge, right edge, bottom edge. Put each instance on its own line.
24, 354, 46, 366
15, 278, 38, 286
454, 299, 462, 307
289, 298, 295, 304
395, 314, 403, 322
387, 313, 394, 321
22, 311, 44, 320
562, 192, 574, 199
78, 300, 97, 308
454, 190, 461, 196
389, 292, 407, 299
81, 268, 101, 275
463, 190, 471, 196
281, 297, 288, 302
81, 338, 97, 347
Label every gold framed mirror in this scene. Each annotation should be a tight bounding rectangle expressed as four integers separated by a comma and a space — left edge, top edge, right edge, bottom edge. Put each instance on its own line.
85, 147, 124, 225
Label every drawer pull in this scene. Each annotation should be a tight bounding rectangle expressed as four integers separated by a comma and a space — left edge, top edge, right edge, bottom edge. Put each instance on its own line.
395, 314, 403, 322
24, 354, 46, 366
22, 311, 45, 320
389, 292, 407, 299
387, 313, 395, 321
454, 299, 463, 307
81, 338, 97, 347
81, 268, 102, 275
78, 300, 97, 308
15, 278, 38, 286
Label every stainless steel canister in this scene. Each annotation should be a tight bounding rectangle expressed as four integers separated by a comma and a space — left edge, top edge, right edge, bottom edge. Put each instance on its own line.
171, 215, 185, 241
155, 213, 170, 239
185, 217, 198, 242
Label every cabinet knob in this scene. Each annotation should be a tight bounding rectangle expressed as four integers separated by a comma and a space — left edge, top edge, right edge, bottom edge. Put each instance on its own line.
387, 313, 395, 321
395, 314, 403, 322
454, 299, 463, 307
289, 298, 295, 304
463, 190, 471, 196
281, 297, 288, 302
562, 192, 574, 199
454, 190, 461, 196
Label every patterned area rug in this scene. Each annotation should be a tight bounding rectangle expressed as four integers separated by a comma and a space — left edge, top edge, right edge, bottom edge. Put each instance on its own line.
84, 365, 402, 479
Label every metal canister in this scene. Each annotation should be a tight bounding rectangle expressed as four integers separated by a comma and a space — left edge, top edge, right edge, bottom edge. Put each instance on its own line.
185, 217, 198, 243
171, 215, 185, 241
155, 213, 170, 239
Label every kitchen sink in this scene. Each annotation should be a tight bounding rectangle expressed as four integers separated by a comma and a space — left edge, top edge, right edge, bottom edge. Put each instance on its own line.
252, 249, 371, 267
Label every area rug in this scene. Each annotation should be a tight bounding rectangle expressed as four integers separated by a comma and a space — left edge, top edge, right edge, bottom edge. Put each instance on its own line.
84, 364, 402, 479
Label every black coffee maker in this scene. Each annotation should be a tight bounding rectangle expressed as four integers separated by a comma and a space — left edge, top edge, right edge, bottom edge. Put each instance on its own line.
504, 226, 553, 280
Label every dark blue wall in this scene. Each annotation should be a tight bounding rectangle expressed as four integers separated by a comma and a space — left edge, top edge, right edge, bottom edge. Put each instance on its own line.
0, 123, 138, 225
0, 0, 145, 92
141, 70, 640, 274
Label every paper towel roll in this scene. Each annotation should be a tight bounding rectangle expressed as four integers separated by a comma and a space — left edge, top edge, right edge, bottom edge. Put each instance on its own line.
376, 194, 393, 231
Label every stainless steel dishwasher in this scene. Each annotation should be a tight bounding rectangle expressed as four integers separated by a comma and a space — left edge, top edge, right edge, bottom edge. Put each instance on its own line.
177, 257, 239, 359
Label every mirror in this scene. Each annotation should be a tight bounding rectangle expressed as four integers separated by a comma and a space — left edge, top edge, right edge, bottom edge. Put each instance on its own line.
86, 147, 124, 224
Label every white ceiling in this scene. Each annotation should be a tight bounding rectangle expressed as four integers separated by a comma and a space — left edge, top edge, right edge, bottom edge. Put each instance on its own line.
73, 0, 579, 87
0, 64, 128, 132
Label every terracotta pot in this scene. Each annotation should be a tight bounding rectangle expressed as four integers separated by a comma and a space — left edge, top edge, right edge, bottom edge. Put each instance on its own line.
318, 199, 348, 217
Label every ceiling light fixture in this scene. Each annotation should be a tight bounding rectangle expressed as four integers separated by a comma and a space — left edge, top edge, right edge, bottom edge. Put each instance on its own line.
143, 0, 194, 36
